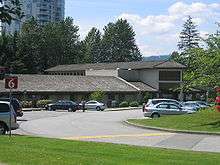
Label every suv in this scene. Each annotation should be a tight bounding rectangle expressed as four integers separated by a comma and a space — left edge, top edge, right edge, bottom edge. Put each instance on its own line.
0, 101, 19, 135
0, 98, 23, 117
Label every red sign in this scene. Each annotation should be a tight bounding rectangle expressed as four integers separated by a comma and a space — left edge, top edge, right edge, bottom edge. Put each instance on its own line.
5, 76, 18, 89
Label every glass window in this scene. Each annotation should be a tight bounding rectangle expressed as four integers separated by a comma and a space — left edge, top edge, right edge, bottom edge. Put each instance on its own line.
157, 104, 169, 109
159, 71, 181, 81
169, 105, 179, 109
0, 103, 10, 112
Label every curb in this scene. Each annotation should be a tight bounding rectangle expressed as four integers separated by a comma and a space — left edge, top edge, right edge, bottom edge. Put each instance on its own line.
106, 107, 141, 112
124, 120, 220, 136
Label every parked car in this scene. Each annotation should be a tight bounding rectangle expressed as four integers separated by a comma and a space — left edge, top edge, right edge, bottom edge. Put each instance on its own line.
194, 101, 210, 108
47, 100, 79, 112
84, 100, 106, 111
143, 99, 182, 112
0, 101, 19, 135
143, 102, 195, 118
181, 102, 201, 111
185, 101, 208, 109
0, 98, 23, 117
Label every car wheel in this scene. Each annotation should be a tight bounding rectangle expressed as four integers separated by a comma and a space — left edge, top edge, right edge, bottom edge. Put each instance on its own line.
151, 113, 160, 118
68, 108, 73, 112
0, 123, 7, 135
96, 106, 101, 111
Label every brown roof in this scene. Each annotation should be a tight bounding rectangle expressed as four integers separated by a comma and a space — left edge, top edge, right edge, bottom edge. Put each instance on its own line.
45, 61, 186, 72
129, 82, 157, 92
0, 74, 145, 93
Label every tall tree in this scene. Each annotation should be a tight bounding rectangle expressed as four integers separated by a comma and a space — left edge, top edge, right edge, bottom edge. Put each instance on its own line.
16, 18, 43, 73
178, 16, 200, 51
81, 27, 102, 63
101, 19, 142, 63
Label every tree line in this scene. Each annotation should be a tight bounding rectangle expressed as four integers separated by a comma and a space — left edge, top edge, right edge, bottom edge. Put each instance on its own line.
171, 16, 220, 91
0, 16, 142, 74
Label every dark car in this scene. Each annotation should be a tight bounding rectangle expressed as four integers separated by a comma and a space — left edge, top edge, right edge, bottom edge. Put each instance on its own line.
0, 98, 23, 117
47, 100, 79, 112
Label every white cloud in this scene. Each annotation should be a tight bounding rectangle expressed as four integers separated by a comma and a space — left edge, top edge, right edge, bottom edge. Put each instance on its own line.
118, 1, 220, 55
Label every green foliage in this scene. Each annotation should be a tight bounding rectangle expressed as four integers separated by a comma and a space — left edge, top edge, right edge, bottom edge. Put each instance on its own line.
36, 100, 53, 108
119, 101, 129, 107
21, 100, 32, 108
143, 92, 153, 103
129, 101, 139, 107
0, 0, 23, 24
89, 90, 105, 102
178, 16, 200, 52
81, 27, 102, 63
172, 22, 220, 91
100, 19, 142, 62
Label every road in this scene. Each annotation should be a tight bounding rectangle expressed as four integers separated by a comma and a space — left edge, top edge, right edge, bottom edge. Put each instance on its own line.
14, 110, 220, 153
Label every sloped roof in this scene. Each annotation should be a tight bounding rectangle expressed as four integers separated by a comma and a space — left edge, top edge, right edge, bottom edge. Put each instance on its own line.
0, 74, 142, 93
45, 61, 186, 72
129, 82, 157, 92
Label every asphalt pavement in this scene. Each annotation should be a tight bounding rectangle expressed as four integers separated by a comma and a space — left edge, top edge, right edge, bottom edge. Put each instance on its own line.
13, 109, 220, 153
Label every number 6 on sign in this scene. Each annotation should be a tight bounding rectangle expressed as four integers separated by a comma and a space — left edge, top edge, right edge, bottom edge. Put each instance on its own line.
5, 76, 18, 89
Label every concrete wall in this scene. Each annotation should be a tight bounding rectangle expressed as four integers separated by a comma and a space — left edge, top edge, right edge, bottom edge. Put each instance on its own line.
86, 69, 118, 77
139, 69, 159, 90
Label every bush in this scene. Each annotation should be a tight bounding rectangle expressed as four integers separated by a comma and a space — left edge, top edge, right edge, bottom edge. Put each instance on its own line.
36, 100, 53, 108
21, 101, 33, 108
90, 90, 105, 102
119, 101, 129, 107
129, 101, 139, 107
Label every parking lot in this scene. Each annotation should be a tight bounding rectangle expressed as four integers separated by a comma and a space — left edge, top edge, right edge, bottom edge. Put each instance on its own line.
12, 109, 220, 153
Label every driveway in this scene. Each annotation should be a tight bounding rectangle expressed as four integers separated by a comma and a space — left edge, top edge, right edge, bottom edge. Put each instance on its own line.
14, 110, 220, 153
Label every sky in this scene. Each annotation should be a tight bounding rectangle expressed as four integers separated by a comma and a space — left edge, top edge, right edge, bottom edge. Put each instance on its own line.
65, 0, 220, 56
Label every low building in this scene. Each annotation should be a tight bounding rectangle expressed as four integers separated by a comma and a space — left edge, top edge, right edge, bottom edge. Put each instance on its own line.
0, 61, 186, 107
45, 60, 186, 99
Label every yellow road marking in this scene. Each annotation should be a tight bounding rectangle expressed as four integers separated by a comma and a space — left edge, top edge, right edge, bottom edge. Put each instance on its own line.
64, 133, 174, 140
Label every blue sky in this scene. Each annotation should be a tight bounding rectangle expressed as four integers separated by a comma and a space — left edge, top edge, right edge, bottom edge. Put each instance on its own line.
65, 0, 220, 56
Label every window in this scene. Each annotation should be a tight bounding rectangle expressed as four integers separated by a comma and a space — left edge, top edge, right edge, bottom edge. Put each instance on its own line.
157, 104, 169, 109
159, 71, 181, 81
0, 103, 10, 112
169, 104, 179, 109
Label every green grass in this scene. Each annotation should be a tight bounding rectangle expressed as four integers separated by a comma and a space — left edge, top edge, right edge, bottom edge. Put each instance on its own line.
0, 136, 220, 165
129, 108, 220, 132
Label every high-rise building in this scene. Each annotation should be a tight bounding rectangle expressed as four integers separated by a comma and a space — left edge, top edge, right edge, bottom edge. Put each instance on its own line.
2, 0, 65, 34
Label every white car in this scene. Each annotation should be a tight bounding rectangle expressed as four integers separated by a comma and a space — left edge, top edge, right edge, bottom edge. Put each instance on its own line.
84, 101, 106, 111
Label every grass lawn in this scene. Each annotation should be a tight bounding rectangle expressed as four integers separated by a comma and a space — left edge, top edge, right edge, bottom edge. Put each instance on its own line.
0, 136, 220, 165
129, 108, 220, 133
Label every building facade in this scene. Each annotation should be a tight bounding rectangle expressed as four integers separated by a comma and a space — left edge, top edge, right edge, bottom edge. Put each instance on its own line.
2, 0, 65, 33
45, 61, 186, 99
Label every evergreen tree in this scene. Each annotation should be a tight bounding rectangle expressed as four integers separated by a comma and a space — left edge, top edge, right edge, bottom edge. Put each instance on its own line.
81, 27, 102, 63
178, 16, 200, 51
101, 19, 142, 62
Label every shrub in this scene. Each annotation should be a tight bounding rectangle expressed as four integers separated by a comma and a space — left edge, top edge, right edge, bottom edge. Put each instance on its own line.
90, 90, 105, 102
21, 101, 33, 108
119, 101, 129, 107
36, 100, 53, 108
129, 101, 139, 107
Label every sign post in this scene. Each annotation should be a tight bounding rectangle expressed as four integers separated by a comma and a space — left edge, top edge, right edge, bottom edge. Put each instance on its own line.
5, 76, 18, 137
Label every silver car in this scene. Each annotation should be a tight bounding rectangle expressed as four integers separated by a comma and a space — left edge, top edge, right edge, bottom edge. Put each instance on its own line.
84, 100, 106, 111
0, 101, 19, 135
143, 102, 195, 118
